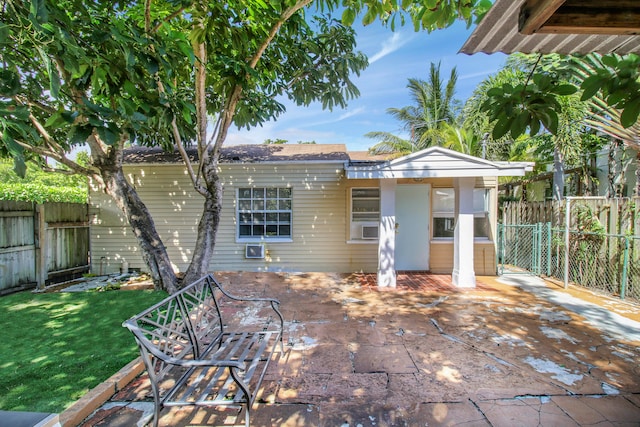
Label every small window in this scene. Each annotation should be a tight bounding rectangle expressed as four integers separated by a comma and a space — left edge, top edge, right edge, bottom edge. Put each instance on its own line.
238, 187, 292, 239
350, 188, 380, 241
473, 189, 490, 239
432, 188, 490, 239
433, 188, 456, 238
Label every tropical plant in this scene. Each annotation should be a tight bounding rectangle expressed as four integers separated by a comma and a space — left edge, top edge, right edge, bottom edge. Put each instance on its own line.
470, 54, 602, 200
440, 123, 482, 156
477, 52, 640, 142
570, 53, 640, 196
367, 61, 461, 156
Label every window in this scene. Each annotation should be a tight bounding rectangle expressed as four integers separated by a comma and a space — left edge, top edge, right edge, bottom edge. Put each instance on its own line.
473, 189, 490, 239
432, 188, 456, 238
238, 187, 292, 239
350, 188, 380, 240
432, 188, 490, 239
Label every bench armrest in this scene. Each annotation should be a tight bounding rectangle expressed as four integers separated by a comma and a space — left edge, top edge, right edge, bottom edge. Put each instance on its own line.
212, 277, 284, 335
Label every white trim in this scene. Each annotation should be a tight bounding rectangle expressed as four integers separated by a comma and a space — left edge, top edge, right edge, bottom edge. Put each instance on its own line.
345, 146, 533, 179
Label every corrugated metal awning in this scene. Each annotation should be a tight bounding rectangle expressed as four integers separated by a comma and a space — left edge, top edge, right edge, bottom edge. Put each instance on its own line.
459, 0, 640, 55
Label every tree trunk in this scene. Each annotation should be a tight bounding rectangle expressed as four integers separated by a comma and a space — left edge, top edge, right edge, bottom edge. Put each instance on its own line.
183, 158, 224, 285
552, 147, 565, 201
607, 139, 622, 198
98, 154, 178, 293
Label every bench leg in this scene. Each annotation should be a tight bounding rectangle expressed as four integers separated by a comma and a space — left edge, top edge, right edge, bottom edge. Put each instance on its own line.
151, 405, 160, 427
245, 405, 250, 427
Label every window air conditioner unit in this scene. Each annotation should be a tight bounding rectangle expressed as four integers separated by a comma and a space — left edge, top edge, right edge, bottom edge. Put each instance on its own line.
245, 244, 265, 259
361, 225, 379, 239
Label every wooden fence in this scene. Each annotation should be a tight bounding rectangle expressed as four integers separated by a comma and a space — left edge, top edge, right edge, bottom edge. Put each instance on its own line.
0, 201, 89, 295
502, 197, 640, 235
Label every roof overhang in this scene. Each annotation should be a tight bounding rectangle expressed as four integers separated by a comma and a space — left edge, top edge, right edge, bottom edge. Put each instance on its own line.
460, 0, 640, 55
345, 147, 534, 179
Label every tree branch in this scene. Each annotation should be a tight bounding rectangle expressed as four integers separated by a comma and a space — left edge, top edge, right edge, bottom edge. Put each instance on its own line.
145, 0, 201, 190
213, 0, 314, 156
13, 138, 96, 176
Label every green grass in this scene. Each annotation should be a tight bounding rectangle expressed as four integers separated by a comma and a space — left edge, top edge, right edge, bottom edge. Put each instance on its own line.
0, 289, 167, 413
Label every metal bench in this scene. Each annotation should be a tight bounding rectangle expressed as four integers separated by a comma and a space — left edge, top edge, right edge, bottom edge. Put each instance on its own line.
122, 274, 284, 427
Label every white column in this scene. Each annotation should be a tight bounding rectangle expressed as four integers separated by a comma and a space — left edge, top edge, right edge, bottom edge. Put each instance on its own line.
377, 179, 396, 288
452, 177, 476, 288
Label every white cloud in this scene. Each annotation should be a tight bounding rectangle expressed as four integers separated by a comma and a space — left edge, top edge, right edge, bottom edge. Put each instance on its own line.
337, 107, 365, 121
368, 32, 411, 64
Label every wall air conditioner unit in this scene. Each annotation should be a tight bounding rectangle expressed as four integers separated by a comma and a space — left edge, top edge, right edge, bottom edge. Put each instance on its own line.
245, 244, 265, 259
361, 225, 379, 239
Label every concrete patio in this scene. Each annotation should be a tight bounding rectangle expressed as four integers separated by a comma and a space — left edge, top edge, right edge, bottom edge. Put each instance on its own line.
72, 272, 640, 426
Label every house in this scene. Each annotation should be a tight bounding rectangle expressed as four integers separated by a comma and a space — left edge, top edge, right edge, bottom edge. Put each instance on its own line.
89, 144, 532, 288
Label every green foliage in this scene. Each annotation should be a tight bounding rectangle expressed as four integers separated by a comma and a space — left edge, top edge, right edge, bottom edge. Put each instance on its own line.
263, 138, 288, 144
578, 54, 640, 128
0, 289, 167, 412
481, 72, 578, 140
336, 0, 492, 32
1, 0, 196, 168
477, 52, 640, 142
0, 159, 87, 203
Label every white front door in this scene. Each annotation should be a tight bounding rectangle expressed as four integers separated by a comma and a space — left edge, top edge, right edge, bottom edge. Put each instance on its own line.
395, 184, 430, 270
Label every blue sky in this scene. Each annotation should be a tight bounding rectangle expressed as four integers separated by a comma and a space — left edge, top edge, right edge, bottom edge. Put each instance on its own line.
227, 20, 507, 152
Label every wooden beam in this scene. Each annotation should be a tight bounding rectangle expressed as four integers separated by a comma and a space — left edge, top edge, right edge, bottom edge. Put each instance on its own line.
536, 1, 640, 35
519, 0, 567, 35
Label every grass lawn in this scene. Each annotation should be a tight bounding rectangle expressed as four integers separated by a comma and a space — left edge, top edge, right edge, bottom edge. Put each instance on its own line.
0, 288, 167, 413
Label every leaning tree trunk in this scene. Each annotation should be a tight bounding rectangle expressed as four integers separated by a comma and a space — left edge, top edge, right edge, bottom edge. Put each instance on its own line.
182, 159, 224, 285
98, 158, 178, 293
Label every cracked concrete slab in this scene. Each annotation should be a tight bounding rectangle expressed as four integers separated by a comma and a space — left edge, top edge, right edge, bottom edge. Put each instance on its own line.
71, 272, 640, 426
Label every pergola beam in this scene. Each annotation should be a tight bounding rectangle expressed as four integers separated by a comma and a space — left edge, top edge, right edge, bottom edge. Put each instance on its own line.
520, 0, 640, 36
519, 0, 567, 35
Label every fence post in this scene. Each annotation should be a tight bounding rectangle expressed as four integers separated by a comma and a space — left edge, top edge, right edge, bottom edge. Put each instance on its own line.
35, 204, 47, 290
564, 198, 571, 289
546, 222, 552, 276
620, 236, 630, 300
531, 222, 542, 276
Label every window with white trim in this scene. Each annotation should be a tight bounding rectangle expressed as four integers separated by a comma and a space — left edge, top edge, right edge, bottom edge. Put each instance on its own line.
350, 187, 380, 240
432, 188, 455, 238
237, 187, 292, 239
432, 188, 490, 239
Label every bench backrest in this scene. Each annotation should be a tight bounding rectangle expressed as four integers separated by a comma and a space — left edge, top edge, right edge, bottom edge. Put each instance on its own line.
123, 276, 224, 385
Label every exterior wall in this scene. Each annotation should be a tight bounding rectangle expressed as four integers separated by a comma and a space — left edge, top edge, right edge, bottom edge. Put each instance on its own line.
428, 242, 496, 275
89, 162, 378, 275
89, 162, 499, 276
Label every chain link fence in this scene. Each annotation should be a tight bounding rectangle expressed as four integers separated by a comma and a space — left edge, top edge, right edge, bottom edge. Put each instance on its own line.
499, 223, 640, 301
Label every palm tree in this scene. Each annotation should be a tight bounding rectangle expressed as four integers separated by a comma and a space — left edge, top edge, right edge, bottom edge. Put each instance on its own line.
440, 123, 482, 156
367, 62, 460, 156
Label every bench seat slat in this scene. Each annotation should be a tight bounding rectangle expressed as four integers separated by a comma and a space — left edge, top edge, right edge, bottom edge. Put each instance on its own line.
163, 332, 280, 406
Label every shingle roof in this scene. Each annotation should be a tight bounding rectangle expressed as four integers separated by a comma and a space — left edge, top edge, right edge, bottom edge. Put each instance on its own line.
123, 144, 353, 164
460, 0, 640, 55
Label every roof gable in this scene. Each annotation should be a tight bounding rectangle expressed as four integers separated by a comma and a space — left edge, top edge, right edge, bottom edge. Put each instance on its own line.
346, 146, 533, 179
